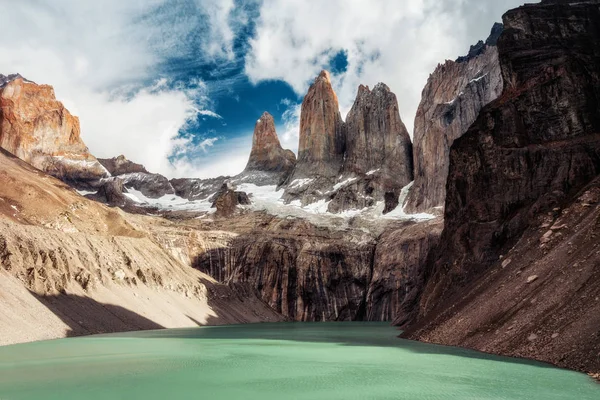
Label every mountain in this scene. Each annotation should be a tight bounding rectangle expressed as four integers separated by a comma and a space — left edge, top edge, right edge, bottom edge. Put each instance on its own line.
284, 70, 414, 214
0, 147, 281, 344
405, 23, 503, 214
0, 76, 109, 186
330, 83, 413, 213
404, 0, 600, 376
238, 111, 296, 185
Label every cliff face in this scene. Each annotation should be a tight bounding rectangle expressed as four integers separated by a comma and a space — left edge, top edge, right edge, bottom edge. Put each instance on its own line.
295, 70, 346, 179
0, 77, 108, 184
405, 25, 503, 213
194, 216, 442, 322
284, 72, 414, 213
239, 112, 296, 185
328, 84, 413, 213
406, 0, 600, 375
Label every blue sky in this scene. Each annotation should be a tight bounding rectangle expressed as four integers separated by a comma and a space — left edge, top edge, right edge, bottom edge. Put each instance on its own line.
0, 0, 527, 178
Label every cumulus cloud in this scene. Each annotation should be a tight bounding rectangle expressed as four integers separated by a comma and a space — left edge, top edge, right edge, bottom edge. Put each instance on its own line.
246, 0, 526, 134
0, 0, 236, 178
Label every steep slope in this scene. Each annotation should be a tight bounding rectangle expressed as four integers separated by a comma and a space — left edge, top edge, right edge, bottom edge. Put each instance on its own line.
405, 24, 503, 213
194, 214, 442, 322
0, 148, 282, 345
238, 112, 296, 185
405, 0, 600, 376
0, 76, 108, 185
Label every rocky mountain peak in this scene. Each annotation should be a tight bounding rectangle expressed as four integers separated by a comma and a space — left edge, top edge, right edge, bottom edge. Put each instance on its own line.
98, 155, 148, 176
0, 76, 108, 185
331, 80, 413, 213
241, 111, 296, 185
0, 73, 31, 89
294, 69, 345, 178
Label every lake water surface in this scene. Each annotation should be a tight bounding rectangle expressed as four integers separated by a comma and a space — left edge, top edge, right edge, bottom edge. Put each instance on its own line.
0, 323, 597, 399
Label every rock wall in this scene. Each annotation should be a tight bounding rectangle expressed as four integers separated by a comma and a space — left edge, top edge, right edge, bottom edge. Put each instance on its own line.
329, 84, 413, 213
194, 217, 442, 322
406, 0, 600, 376
405, 25, 503, 213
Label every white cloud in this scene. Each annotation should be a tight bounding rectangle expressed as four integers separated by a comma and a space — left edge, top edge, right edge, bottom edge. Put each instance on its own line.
246, 0, 526, 134
0, 0, 236, 179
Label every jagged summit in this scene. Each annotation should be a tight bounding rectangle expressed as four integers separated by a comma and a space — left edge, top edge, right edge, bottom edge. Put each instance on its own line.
456, 22, 504, 63
0, 73, 33, 89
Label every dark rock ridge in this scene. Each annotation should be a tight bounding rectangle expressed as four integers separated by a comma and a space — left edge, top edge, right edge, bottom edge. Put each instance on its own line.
195, 217, 442, 321
97, 155, 175, 199
238, 112, 296, 185
98, 155, 148, 176
405, 0, 600, 376
456, 22, 503, 63
405, 24, 504, 213
0, 73, 34, 89
284, 71, 414, 214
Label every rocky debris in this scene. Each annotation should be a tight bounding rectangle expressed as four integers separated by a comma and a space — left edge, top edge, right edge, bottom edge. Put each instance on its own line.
211, 183, 251, 217
0, 76, 109, 185
405, 24, 503, 213
405, 0, 600, 376
119, 172, 175, 199
97, 178, 128, 206
171, 176, 227, 201
98, 155, 148, 176
0, 148, 283, 345
239, 112, 296, 185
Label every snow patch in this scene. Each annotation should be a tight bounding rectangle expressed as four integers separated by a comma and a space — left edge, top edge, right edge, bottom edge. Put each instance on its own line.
469, 73, 488, 84
366, 169, 380, 176
333, 177, 357, 191
124, 187, 214, 212
288, 178, 314, 189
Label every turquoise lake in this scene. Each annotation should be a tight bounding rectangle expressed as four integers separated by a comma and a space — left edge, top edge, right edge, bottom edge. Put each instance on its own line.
0, 323, 597, 399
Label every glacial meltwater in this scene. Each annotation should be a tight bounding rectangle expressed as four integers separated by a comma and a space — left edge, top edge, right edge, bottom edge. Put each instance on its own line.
0, 323, 597, 399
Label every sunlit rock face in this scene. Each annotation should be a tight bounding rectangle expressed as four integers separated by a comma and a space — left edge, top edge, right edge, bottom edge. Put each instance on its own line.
283, 71, 414, 214
283, 70, 347, 205
405, 23, 504, 214
295, 70, 346, 179
0, 76, 108, 185
238, 112, 296, 186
